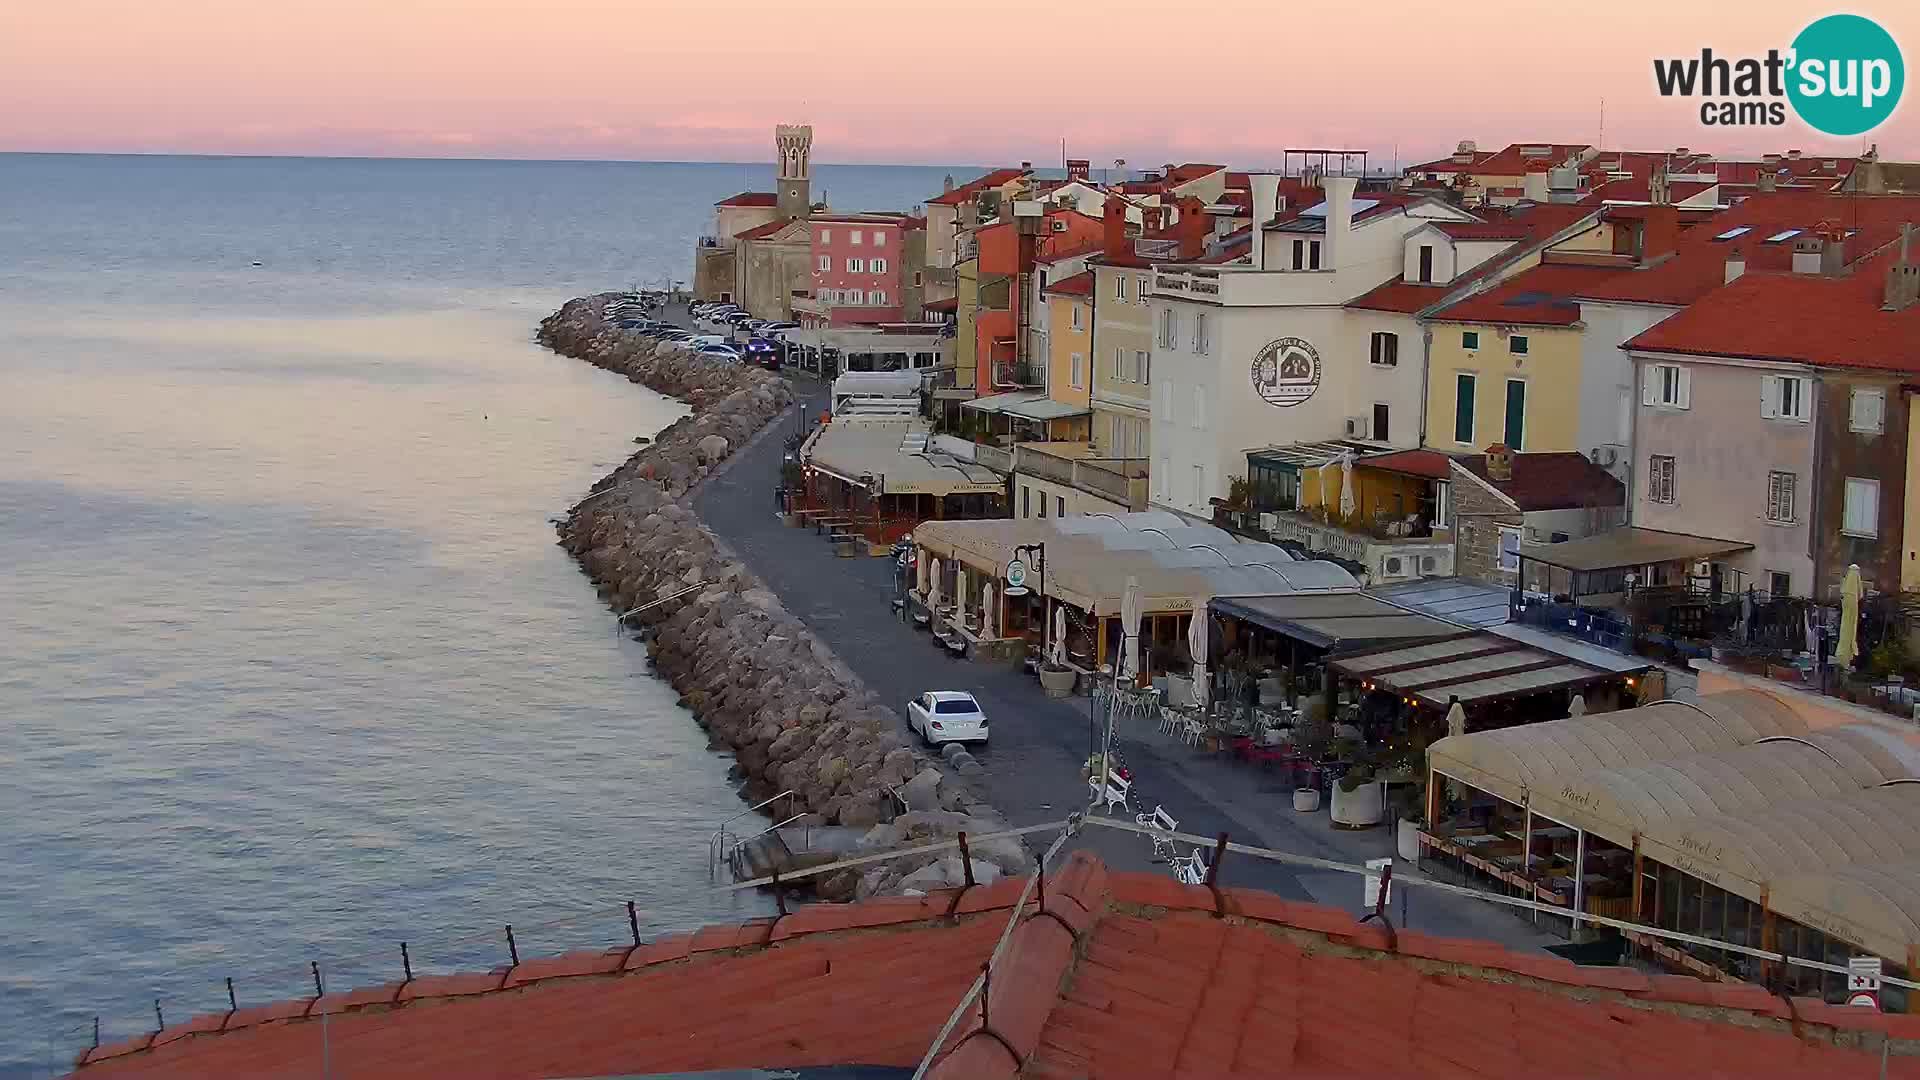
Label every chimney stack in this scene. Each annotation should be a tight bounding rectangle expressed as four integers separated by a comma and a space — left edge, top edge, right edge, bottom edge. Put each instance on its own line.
1649, 163, 1671, 206
1248, 174, 1283, 270
1173, 196, 1209, 259
1792, 234, 1823, 275
1821, 227, 1848, 276
1066, 158, 1090, 182
1885, 224, 1919, 312
944, 174, 955, 193
1102, 194, 1130, 258
1321, 175, 1358, 272
1725, 252, 1746, 283
1484, 444, 1514, 482
1758, 171, 1778, 193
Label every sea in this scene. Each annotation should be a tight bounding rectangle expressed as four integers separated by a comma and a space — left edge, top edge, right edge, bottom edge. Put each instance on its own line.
0, 153, 975, 1073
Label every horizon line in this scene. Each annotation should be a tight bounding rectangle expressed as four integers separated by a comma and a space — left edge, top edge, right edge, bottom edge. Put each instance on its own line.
0, 148, 998, 169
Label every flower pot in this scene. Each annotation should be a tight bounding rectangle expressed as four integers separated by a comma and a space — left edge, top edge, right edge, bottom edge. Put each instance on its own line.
1038, 665, 1077, 698
1330, 780, 1385, 829
1397, 818, 1422, 862
1293, 787, 1322, 813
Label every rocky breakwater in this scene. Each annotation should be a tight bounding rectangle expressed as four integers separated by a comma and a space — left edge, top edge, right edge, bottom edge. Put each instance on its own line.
540, 296, 1029, 898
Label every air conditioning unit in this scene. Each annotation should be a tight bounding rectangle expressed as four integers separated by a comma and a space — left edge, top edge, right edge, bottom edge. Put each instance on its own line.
1382, 556, 1405, 578
1343, 416, 1370, 438
1589, 446, 1618, 467
1051, 219, 1069, 233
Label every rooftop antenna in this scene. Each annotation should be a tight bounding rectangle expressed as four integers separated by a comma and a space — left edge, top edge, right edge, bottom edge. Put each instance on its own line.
1598, 98, 1606, 151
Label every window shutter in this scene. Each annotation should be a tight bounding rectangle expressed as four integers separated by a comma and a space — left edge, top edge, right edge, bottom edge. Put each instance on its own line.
1760, 375, 1779, 419
1676, 368, 1691, 409
1643, 370, 1658, 407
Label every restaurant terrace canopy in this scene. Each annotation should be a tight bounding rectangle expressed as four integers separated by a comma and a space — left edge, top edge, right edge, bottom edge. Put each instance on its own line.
1329, 631, 1644, 711
803, 419, 1004, 498
1211, 592, 1456, 650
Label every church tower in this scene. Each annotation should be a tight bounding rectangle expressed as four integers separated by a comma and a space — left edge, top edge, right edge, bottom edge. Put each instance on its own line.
775, 124, 813, 221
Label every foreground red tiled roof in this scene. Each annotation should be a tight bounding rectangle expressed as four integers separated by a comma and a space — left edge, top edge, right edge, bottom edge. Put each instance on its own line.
716, 191, 777, 207
1359, 448, 1457, 479
926, 168, 1028, 206
1581, 176, 1717, 205
1346, 278, 1452, 314
1457, 451, 1627, 511
1428, 261, 1623, 326
69, 852, 1920, 1079
1042, 269, 1094, 296
1626, 250, 1920, 371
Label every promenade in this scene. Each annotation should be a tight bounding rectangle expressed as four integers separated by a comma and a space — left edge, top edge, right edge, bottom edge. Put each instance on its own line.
694, 368, 1560, 953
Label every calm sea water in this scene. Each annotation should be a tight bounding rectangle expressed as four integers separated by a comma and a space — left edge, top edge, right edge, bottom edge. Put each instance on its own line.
0, 153, 971, 1072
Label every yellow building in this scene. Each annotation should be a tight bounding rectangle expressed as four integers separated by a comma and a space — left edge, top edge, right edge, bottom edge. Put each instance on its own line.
1043, 270, 1096, 424
1088, 258, 1154, 461
1422, 260, 1620, 454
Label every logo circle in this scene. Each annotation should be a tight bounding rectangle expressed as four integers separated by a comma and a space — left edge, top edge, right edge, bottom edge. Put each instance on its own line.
1788, 14, 1904, 136
1250, 337, 1322, 408
1005, 560, 1027, 589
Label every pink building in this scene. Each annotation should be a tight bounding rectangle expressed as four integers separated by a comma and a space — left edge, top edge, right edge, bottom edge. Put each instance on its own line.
804, 214, 918, 327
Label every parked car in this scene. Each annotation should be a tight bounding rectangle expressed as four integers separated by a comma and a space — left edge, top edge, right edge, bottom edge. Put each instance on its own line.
696, 344, 742, 362
742, 337, 782, 370
759, 321, 800, 333
907, 691, 988, 746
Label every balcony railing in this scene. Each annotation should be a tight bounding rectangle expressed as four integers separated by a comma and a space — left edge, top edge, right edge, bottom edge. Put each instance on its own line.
974, 444, 1013, 474
1012, 447, 1148, 510
1133, 238, 1180, 261
992, 359, 1045, 389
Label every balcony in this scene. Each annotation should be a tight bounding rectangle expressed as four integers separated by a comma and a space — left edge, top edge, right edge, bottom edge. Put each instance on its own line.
1013, 444, 1149, 510
1133, 238, 1181, 261
1214, 506, 1452, 583
992, 359, 1045, 390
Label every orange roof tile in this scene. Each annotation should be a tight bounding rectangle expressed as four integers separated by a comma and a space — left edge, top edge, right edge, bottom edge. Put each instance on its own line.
66, 853, 1920, 1080
1429, 261, 1624, 326
716, 191, 778, 207
735, 218, 795, 240
1042, 270, 1094, 297
926, 168, 1028, 206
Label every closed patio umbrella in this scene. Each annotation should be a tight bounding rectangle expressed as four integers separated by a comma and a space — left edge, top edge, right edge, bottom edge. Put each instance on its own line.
1051, 605, 1068, 668
928, 558, 943, 611
917, 549, 930, 596
1339, 450, 1357, 521
982, 582, 996, 639
1567, 693, 1586, 718
1117, 576, 1142, 684
1835, 563, 1863, 669
956, 566, 968, 622
1188, 608, 1210, 710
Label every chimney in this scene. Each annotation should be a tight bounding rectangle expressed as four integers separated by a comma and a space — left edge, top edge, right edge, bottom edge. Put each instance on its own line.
1321, 175, 1358, 272
1019, 160, 1033, 171
1248, 174, 1283, 270
1885, 224, 1919, 312
1174, 196, 1209, 259
1792, 234, 1823, 275
1788, 148, 1802, 160
1484, 444, 1514, 482
1102, 194, 1130, 258
1066, 158, 1090, 182
1640, 205, 1680, 263
1763, 153, 1782, 166
1142, 205, 1166, 232
1758, 171, 1778, 193
1821, 228, 1848, 276
1725, 252, 1746, 283
1649, 163, 1671, 206
1523, 169, 1549, 202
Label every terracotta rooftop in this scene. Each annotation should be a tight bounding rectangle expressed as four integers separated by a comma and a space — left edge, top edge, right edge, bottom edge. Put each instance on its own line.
717, 191, 778, 207
1428, 261, 1623, 327
1042, 270, 1095, 297
926, 168, 1029, 207
735, 218, 797, 241
1456, 451, 1628, 511
1358, 448, 1457, 479
67, 852, 1920, 1079
1580, 177, 1718, 205
1345, 278, 1452, 314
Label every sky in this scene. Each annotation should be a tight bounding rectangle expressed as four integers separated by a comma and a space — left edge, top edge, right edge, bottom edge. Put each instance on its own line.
2, 0, 1913, 166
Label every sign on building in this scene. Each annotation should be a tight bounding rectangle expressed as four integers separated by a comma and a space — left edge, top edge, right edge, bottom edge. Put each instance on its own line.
1250, 337, 1322, 408
1847, 955, 1882, 1010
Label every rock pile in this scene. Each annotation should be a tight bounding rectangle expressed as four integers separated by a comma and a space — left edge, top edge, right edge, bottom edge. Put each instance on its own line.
540, 295, 1022, 896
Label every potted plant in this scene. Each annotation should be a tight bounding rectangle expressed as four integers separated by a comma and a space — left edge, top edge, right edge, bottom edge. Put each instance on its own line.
1038, 661, 1077, 697
1327, 738, 1386, 830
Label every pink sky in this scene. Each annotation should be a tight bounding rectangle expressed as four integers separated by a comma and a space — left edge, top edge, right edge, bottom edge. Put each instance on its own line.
3, 1, 1912, 165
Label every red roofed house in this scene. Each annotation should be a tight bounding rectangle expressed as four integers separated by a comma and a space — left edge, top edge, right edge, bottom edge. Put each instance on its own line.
794, 213, 921, 328
63, 851, 1920, 1080
1622, 222, 1920, 602
1446, 443, 1627, 589
922, 167, 1031, 298
694, 124, 816, 304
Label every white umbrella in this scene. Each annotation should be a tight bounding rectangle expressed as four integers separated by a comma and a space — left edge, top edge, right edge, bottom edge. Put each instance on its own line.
1444, 699, 1468, 805
1835, 563, 1863, 669
1051, 605, 1068, 667
1117, 576, 1141, 684
1339, 450, 1357, 521
956, 566, 968, 621
1188, 608, 1210, 710
1567, 693, 1586, 718
928, 558, 943, 610
917, 549, 930, 596
982, 582, 996, 639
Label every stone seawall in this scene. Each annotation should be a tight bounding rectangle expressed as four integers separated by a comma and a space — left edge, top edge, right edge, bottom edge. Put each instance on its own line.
539, 296, 1020, 895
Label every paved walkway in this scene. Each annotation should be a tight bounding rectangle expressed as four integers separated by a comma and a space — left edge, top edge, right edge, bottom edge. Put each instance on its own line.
674, 337, 1558, 951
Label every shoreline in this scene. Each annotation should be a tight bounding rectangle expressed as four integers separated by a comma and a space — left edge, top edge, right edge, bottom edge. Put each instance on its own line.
538, 296, 1012, 892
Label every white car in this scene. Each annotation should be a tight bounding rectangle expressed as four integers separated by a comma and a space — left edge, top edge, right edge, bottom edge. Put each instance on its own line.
907, 691, 988, 746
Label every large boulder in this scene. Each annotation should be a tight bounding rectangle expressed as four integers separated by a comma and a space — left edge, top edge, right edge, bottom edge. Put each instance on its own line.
901, 767, 944, 812
696, 434, 730, 464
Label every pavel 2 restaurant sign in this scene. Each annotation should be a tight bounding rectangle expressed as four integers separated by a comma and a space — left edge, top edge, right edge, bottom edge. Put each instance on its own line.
1251, 337, 1322, 408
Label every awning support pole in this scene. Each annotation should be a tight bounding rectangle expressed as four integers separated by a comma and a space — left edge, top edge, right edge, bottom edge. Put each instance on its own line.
1572, 828, 1587, 940
1521, 802, 1535, 925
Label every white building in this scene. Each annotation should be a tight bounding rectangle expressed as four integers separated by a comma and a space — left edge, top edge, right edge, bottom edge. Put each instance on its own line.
1145, 176, 1478, 516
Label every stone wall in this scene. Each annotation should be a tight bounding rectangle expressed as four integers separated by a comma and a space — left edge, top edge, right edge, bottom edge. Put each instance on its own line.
539, 296, 1018, 897
1451, 470, 1521, 587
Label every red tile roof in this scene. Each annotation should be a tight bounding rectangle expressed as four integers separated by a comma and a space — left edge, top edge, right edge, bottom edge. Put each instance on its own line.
1359, 448, 1456, 479
70, 853, 1920, 1080
1428, 261, 1623, 326
734, 218, 795, 240
1456, 451, 1627, 511
926, 168, 1029, 206
924, 296, 958, 312
1042, 270, 1095, 296
1580, 177, 1717, 205
1470, 142, 1593, 177
716, 191, 778, 207
1345, 278, 1453, 314
1625, 250, 1920, 371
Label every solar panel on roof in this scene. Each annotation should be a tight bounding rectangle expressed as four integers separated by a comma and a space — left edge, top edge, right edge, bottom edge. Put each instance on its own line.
1301, 200, 1379, 217
1714, 226, 1752, 241
1765, 229, 1802, 242
1502, 291, 1550, 306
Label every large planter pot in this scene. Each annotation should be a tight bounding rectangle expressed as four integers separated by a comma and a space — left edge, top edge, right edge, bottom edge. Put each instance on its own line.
1292, 787, 1321, 813
1330, 781, 1385, 829
1038, 665, 1077, 698
1397, 818, 1422, 862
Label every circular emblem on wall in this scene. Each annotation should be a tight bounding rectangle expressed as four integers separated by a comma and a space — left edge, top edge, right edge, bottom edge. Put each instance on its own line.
1250, 337, 1322, 408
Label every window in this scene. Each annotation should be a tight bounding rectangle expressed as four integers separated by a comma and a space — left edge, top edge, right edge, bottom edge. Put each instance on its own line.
846, 257, 863, 273
1418, 245, 1434, 283
1509, 334, 1529, 356
1022, 487, 1030, 518
1192, 385, 1206, 429
870, 257, 887, 273
819, 228, 831, 243
850, 230, 862, 245
1462, 330, 1480, 350
1292, 239, 1304, 270
1071, 304, 1084, 331
871, 230, 885, 246
1112, 346, 1123, 380
1769, 571, 1792, 599
1137, 275, 1149, 300
1193, 465, 1206, 505
1057, 496, 1066, 517
1761, 374, 1810, 422
1433, 482, 1452, 529
1648, 454, 1677, 503
1114, 274, 1126, 300
1844, 477, 1880, 536
1194, 312, 1210, 355
869, 290, 887, 306
913, 271, 923, 286
1372, 402, 1390, 442
1038, 492, 1047, 517
1071, 352, 1085, 389
1504, 379, 1526, 451
1134, 349, 1150, 384
1370, 331, 1398, 367
1158, 308, 1178, 350
1453, 373, 1476, 444
1765, 470, 1797, 523
1851, 387, 1886, 434
1309, 240, 1322, 270
1498, 526, 1522, 574
1645, 363, 1691, 409
817, 255, 830, 271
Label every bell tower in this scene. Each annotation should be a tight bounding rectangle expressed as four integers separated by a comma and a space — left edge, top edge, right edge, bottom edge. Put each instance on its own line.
775, 124, 813, 221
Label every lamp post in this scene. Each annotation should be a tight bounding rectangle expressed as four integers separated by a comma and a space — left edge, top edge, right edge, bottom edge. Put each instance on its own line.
1012, 541, 1046, 657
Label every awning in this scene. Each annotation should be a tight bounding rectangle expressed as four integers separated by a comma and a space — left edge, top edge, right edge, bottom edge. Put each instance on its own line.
961, 391, 1089, 422
1518, 527, 1752, 573
1330, 631, 1643, 709
924, 297, 958, 313
1356, 449, 1456, 480
1212, 593, 1457, 650
804, 419, 1004, 497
